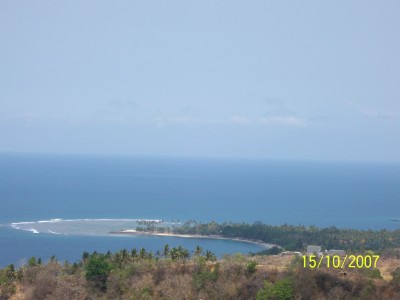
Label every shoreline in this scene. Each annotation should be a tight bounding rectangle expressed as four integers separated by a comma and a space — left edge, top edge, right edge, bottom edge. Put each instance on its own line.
110, 229, 279, 250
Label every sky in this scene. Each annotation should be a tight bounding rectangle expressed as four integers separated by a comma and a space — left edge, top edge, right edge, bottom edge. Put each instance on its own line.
1, 1, 399, 162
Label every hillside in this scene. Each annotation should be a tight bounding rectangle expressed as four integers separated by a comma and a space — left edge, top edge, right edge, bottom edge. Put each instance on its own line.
2, 248, 400, 300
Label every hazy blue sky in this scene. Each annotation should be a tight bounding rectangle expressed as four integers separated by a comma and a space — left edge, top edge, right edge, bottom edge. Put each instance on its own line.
1, 1, 399, 161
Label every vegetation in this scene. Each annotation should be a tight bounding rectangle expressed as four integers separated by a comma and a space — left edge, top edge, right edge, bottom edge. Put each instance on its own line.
1, 246, 400, 299
138, 221, 400, 253
84, 253, 112, 290
2, 221, 400, 298
256, 278, 294, 300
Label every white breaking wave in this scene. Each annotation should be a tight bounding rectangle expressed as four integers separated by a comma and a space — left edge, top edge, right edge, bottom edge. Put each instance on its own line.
61, 218, 163, 222
11, 221, 35, 225
38, 218, 63, 223
47, 230, 61, 235
8, 218, 169, 236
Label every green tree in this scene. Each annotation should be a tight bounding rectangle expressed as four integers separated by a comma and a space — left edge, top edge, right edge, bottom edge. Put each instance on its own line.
205, 250, 217, 262
82, 251, 90, 261
139, 248, 147, 260
194, 245, 203, 256
131, 248, 137, 260
120, 248, 129, 264
85, 254, 112, 290
170, 247, 178, 261
178, 246, 190, 260
163, 244, 170, 258
246, 260, 257, 275
5, 264, 16, 280
257, 278, 294, 300
28, 256, 37, 267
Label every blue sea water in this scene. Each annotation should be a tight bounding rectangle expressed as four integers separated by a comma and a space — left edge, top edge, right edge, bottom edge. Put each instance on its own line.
1, 153, 399, 267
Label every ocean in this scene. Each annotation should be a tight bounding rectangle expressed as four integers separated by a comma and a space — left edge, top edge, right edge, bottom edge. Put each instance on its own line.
0, 153, 399, 267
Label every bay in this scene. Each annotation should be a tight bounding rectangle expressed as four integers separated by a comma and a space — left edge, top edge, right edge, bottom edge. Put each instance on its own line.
1, 153, 399, 267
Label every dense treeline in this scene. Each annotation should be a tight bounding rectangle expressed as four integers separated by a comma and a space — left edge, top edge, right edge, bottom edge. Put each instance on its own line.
139, 221, 400, 253
1, 247, 400, 299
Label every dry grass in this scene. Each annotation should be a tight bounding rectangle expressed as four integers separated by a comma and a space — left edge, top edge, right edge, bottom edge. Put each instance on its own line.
377, 257, 400, 281
5, 254, 400, 299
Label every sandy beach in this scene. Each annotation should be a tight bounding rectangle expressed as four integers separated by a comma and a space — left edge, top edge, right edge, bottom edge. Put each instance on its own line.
110, 229, 279, 250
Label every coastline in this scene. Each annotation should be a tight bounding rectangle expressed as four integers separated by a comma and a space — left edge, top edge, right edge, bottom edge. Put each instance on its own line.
110, 229, 279, 250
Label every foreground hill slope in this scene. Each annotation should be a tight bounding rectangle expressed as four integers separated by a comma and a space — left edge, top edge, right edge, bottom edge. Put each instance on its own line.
2, 248, 400, 300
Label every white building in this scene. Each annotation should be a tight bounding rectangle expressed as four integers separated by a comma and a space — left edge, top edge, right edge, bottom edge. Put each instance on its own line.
306, 245, 322, 254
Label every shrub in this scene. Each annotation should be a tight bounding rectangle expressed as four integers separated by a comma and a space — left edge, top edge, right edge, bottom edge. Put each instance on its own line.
85, 254, 112, 291
257, 278, 294, 300
392, 267, 400, 289
246, 260, 257, 275
366, 268, 383, 279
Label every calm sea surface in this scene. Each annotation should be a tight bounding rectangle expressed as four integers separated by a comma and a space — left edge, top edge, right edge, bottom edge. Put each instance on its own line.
1, 154, 399, 267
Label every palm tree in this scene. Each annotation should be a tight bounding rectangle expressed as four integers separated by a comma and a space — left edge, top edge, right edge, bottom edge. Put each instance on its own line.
82, 251, 90, 261
113, 252, 122, 268
194, 245, 203, 256
121, 249, 129, 265
147, 252, 154, 261
163, 244, 170, 258
181, 248, 190, 260
170, 247, 178, 261
205, 250, 216, 262
171, 246, 190, 261
131, 248, 137, 260
139, 247, 147, 260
